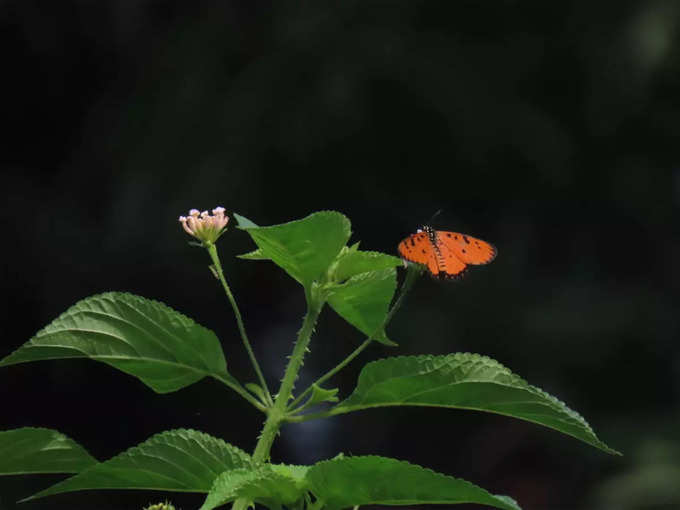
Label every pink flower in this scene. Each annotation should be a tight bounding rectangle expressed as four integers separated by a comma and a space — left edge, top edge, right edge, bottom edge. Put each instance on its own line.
179, 207, 229, 244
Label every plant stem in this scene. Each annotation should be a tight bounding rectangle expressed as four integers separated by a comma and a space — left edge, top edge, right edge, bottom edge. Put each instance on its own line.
231, 287, 324, 510
287, 338, 371, 411
253, 289, 322, 461
288, 264, 420, 412
207, 243, 273, 406
212, 373, 267, 412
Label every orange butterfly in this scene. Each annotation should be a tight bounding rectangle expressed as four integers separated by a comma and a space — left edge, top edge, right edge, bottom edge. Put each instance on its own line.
398, 226, 497, 279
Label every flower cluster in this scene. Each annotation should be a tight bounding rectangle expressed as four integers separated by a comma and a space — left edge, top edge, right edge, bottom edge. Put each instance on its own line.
178, 207, 229, 244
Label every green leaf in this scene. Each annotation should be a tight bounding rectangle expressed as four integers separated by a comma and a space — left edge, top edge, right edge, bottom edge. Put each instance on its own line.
306, 456, 521, 510
233, 212, 259, 229
270, 463, 310, 485
237, 211, 352, 288
233, 214, 269, 260
200, 465, 307, 510
327, 268, 397, 346
307, 384, 339, 406
24, 429, 253, 501
0, 428, 97, 475
332, 354, 619, 455
332, 249, 402, 282
0, 292, 236, 394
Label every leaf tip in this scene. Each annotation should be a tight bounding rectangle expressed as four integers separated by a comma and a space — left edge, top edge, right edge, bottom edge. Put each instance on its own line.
233, 212, 259, 229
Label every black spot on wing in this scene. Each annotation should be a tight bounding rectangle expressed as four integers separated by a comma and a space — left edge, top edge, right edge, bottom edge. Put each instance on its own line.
436, 266, 468, 281
487, 243, 498, 262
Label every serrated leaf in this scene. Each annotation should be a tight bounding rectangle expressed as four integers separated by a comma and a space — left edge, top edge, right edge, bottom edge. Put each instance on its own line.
332, 250, 401, 282
200, 465, 306, 510
0, 292, 236, 394
236, 211, 351, 288
270, 463, 310, 485
24, 429, 253, 501
306, 456, 521, 510
331, 354, 619, 454
327, 268, 397, 346
0, 428, 97, 475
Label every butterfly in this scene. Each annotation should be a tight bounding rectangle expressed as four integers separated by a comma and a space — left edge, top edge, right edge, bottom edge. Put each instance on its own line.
397, 226, 497, 279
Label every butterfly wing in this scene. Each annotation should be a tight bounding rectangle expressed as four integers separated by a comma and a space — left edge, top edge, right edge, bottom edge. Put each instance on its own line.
431, 241, 468, 278
435, 231, 497, 266
397, 232, 441, 276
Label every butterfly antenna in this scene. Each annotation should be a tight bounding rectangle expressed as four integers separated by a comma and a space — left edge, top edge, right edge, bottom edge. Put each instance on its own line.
425, 209, 443, 226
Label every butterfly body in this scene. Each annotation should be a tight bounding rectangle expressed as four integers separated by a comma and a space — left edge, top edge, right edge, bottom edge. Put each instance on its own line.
398, 226, 496, 279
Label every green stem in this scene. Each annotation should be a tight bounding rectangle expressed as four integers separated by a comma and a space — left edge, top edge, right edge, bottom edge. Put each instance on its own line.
231, 287, 324, 510
288, 264, 421, 413
253, 289, 323, 461
287, 338, 371, 412
212, 374, 267, 412
207, 243, 273, 406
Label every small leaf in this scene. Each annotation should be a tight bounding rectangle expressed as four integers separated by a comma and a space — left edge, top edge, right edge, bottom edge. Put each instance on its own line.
200, 465, 307, 510
0, 292, 236, 394
237, 211, 351, 288
332, 250, 401, 283
332, 354, 619, 455
307, 384, 339, 406
24, 429, 253, 501
327, 268, 397, 346
306, 456, 521, 510
0, 428, 97, 475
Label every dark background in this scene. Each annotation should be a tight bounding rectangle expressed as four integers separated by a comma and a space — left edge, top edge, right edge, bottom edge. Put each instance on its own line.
1, 1, 678, 509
